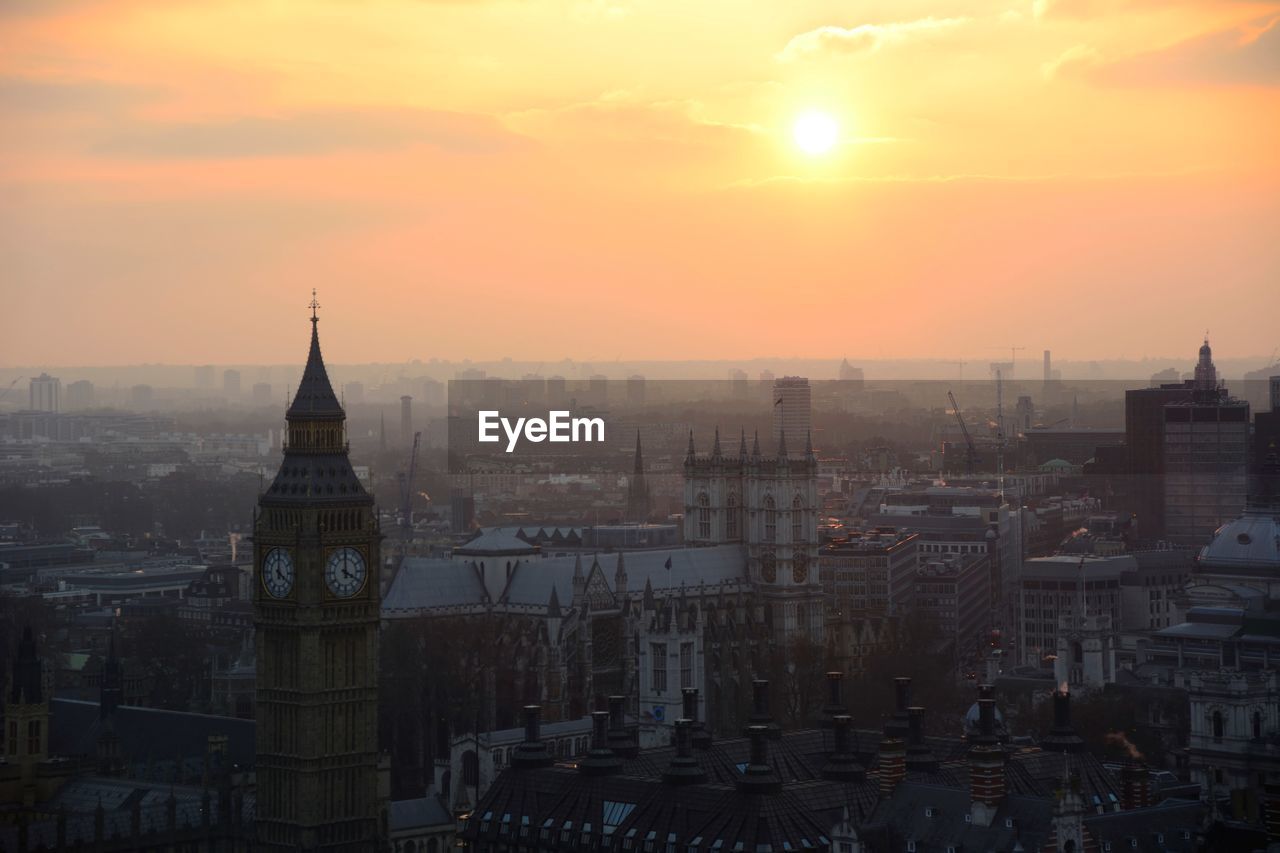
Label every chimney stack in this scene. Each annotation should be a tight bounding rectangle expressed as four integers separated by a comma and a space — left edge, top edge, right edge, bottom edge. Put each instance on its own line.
746, 679, 781, 739
579, 711, 623, 776
820, 671, 845, 727
877, 736, 906, 798
736, 725, 782, 794
607, 695, 638, 758
510, 705, 553, 769
885, 677, 911, 740
904, 706, 938, 773
683, 687, 712, 749
822, 715, 865, 782
1121, 764, 1150, 811
969, 696, 1006, 827
662, 719, 707, 786
1042, 688, 1086, 753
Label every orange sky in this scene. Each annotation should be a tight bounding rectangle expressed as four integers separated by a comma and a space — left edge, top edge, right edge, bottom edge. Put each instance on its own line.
1, 0, 1278, 366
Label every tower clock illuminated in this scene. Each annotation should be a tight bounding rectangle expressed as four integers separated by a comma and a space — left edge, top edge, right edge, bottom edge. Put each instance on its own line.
261, 547, 294, 598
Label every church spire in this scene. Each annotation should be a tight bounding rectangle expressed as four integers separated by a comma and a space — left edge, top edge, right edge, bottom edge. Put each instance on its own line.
739, 428, 748, 461
711, 427, 722, 459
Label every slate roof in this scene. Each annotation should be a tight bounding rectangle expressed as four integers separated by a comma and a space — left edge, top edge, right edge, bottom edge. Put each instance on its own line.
389, 795, 454, 832
1083, 798, 1204, 853
286, 316, 344, 420
859, 782, 1055, 852
50, 698, 255, 771
383, 559, 488, 612
383, 545, 748, 615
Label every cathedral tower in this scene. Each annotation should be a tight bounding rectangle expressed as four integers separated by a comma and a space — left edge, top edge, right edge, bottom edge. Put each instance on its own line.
254, 294, 383, 851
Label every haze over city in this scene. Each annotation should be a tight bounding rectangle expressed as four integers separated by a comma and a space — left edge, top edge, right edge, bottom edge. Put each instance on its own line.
3, 0, 1278, 365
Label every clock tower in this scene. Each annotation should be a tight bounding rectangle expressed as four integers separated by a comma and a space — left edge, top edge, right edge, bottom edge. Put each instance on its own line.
254, 295, 384, 851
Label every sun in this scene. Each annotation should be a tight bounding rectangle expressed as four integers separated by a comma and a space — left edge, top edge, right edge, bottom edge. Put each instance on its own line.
793, 111, 839, 156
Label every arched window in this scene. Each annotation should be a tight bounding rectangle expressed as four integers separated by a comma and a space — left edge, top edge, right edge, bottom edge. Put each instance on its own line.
1212, 710, 1224, 742
791, 494, 804, 543
726, 493, 739, 539
697, 492, 711, 539
428, 839, 439, 853
462, 750, 479, 786
764, 495, 776, 542
1253, 711, 1263, 740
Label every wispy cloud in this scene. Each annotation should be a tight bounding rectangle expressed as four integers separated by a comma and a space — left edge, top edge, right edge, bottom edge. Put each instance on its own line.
1042, 43, 1104, 79
776, 17, 969, 62
1048, 14, 1280, 86
92, 108, 526, 159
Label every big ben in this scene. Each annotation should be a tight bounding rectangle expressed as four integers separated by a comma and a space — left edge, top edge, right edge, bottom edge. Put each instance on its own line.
254, 294, 383, 851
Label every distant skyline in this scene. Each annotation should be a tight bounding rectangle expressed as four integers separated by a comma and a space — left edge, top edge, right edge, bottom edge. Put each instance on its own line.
2, 0, 1278, 365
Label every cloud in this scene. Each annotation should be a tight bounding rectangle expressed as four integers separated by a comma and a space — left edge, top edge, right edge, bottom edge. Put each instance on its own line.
1056, 14, 1280, 86
776, 17, 968, 62
0, 76, 160, 113
92, 108, 527, 159
1042, 44, 1104, 79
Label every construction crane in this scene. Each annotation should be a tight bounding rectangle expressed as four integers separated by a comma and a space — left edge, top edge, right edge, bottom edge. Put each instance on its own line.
947, 390, 979, 476
398, 430, 422, 529
0, 377, 24, 405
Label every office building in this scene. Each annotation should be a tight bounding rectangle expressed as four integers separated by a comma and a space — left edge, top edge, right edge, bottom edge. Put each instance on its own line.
64, 379, 95, 410
222, 369, 241, 399
772, 376, 811, 457
1161, 342, 1248, 546
28, 373, 60, 413
819, 528, 919, 616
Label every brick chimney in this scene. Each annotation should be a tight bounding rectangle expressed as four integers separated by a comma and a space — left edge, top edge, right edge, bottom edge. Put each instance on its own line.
607, 695, 638, 758
969, 696, 1006, 827
1121, 763, 1150, 810
877, 736, 906, 798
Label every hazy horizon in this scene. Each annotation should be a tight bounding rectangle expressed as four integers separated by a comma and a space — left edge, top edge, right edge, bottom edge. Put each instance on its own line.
3, 1, 1279, 365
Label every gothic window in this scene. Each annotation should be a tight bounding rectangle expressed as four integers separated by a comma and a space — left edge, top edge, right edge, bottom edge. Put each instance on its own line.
726, 493, 739, 539
1253, 711, 1262, 740
26, 721, 39, 756
697, 492, 711, 540
462, 750, 479, 786
792, 494, 804, 543
652, 643, 668, 694
793, 550, 808, 585
760, 549, 777, 583
680, 642, 694, 690
764, 495, 777, 542
1212, 710, 1224, 742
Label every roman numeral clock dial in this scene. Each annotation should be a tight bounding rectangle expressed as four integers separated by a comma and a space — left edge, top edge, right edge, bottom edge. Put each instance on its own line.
262, 547, 294, 598
325, 546, 367, 597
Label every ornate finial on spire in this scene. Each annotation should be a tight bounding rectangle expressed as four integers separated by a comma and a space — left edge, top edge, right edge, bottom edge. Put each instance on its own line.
309, 289, 320, 324
712, 427, 722, 458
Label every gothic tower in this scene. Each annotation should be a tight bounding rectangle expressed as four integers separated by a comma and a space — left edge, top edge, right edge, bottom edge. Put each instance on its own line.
254, 295, 383, 851
625, 430, 652, 523
5, 627, 49, 808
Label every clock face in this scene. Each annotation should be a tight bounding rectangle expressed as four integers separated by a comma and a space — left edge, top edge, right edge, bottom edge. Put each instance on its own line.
325, 547, 367, 597
760, 549, 777, 583
262, 547, 294, 598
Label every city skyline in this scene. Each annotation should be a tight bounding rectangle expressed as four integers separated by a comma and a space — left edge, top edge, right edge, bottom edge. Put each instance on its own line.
3, 0, 1278, 365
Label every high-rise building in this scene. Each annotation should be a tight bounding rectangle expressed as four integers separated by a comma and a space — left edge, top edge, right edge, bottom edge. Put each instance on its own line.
1162, 339, 1249, 545
129, 384, 153, 409
65, 379, 95, 411
28, 374, 59, 413
223, 369, 241, 399
837, 358, 864, 387
626, 375, 645, 407
400, 395, 412, 445
771, 376, 810, 457
1125, 372, 1196, 543
1251, 375, 1280, 499
254, 301, 383, 850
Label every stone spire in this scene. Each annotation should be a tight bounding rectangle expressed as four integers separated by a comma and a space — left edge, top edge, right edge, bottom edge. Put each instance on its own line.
287, 290, 344, 420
